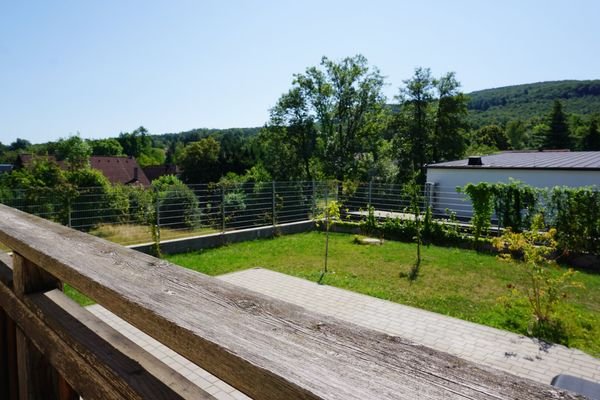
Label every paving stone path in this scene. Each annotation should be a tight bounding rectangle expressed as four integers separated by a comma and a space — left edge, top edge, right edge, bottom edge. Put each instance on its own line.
220, 268, 600, 385
88, 267, 600, 399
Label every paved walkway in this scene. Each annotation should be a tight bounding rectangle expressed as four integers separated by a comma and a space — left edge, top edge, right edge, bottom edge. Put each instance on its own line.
87, 305, 250, 400
88, 267, 600, 399
220, 268, 600, 385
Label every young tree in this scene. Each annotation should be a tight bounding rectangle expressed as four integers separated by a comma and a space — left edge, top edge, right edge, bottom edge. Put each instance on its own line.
544, 100, 571, 149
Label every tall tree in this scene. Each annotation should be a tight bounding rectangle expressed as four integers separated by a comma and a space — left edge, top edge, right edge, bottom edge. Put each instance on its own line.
581, 116, 600, 150
544, 100, 571, 149
506, 120, 527, 150
89, 138, 124, 156
432, 72, 468, 162
261, 87, 317, 181
178, 137, 221, 183
55, 135, 92, 169
118, 126, 152, 157
395, 67, 435, 182
294, 55, 388, 181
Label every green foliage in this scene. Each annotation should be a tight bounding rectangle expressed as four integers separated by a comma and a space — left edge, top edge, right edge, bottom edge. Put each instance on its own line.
152, 175, 200, 229
467, 80, 600, 128
118, 126, 152, 158
261, 86, 317, 181
89, 138, 124, 156
316, 199, 341, 283
550, 186, 600, 254
459, 182, 494, 242
55, 135, 92, 169
492, 180, 538, 232
394, 68, 469, 182
291, 55, 389, 181
544, 100, 571, 149
179, 137, 221, 183
580, 116, 600, 150
493, 215, 584, 343
473, 125, 510, 150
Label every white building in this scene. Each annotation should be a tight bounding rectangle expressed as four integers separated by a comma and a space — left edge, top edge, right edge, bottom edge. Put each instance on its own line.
425, 151, 600, 219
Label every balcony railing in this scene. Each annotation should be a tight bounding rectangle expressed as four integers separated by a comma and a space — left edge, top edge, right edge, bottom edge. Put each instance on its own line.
0, 204, 576, 399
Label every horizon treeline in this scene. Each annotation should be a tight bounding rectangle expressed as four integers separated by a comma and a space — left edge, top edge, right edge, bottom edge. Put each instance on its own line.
1, 55, 599, 186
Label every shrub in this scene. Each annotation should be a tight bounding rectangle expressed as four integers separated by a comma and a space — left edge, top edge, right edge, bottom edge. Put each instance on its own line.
493, 214, 584, 343
153, 175, 200, 229
550, 186, 600, 254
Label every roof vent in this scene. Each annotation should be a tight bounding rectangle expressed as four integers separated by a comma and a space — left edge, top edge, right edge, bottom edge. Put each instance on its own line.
468, 156, 483, 166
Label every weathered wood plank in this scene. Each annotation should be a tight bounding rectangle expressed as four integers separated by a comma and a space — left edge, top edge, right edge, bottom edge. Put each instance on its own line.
16, 327, 58, 400
0, 252, 12, 287
0, 280, 211, 400
28, 289, 214, 400
0, 308, 8, 400
0, 205, 580, 400
13, 253, 61, 400
7, 316, 19, 400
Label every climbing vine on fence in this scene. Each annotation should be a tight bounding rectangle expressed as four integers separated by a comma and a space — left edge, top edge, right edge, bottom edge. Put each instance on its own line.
458, 182, 494, 241
551, 186, 600, 255
492, 180, 538, 232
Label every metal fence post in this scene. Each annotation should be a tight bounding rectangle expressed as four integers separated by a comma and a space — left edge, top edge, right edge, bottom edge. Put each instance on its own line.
221, 185, 225, 234
312, 180, 316, 218
272, 181, 276, 227
368, 179, 373, 207
67, 197, 72, 228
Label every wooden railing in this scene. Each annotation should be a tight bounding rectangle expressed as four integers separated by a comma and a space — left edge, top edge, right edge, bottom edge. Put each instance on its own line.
0, 204, 579, 399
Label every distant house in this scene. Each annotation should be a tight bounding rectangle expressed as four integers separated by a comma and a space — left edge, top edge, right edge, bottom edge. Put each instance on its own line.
90, 156, 150, 186
14, 154, 151, 187
142, 164, 178, 182
426, 151, 600, 218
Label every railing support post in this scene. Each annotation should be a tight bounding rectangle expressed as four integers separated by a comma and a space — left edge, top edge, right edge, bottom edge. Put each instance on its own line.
12, 253, 75, 400
368, 179, 373, 208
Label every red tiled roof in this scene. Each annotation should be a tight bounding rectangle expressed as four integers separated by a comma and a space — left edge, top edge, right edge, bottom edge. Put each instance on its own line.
16, 154, 151, 186
142, 164, 178, 182
90, 156, 150, 186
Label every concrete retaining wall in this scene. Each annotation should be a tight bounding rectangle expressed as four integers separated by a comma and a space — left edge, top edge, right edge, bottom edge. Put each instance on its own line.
131, 220, 315, 255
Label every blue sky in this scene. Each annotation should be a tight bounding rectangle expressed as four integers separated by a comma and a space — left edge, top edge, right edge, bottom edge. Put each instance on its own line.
1, 0, 599, 144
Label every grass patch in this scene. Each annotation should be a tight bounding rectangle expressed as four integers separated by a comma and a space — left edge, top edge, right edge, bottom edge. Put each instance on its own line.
89, 223, 217, 246
63, 284, 95, 306
166, 231, 600, 357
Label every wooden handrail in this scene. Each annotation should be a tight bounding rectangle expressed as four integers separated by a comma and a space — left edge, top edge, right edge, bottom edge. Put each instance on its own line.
0, 205, 579, 399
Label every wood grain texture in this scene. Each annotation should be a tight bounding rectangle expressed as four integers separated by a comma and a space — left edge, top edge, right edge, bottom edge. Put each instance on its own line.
13, 253, 60, 400
0, 205, 581, 400
6, 317, 19, 400
29, 289, 214, 400
0, 280, 210, 400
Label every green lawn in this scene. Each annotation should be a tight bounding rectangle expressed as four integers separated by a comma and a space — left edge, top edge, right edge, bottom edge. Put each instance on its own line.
166, 231, 600, 357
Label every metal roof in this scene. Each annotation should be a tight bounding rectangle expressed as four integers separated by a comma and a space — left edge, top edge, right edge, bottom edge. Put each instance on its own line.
427, 151, 600, 170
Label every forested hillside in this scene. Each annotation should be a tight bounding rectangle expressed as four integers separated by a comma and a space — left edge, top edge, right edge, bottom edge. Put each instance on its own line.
1, 57, 599, 189
467, 80, 600, 127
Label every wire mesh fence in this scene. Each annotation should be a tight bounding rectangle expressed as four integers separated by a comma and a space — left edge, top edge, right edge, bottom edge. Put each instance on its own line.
0, 180, 475, 246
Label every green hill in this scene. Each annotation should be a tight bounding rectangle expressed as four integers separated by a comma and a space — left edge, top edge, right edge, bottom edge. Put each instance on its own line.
467, 80, 600, 127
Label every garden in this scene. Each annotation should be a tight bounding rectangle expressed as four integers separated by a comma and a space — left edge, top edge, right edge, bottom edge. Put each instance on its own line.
166, 231, 600, 358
